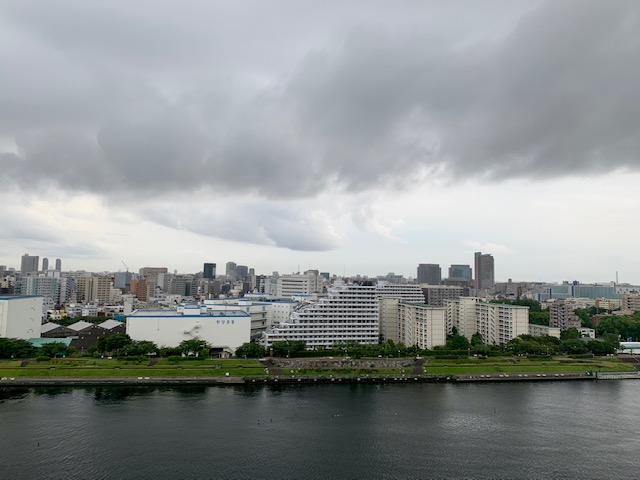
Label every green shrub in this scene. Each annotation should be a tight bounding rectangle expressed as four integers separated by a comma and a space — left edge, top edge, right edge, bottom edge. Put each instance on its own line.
116, 355, 147, 363
36, 356, 51, 362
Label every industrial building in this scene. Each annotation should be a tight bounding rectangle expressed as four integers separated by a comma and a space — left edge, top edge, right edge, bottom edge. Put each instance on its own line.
126, 305, 251, 354
0, 296, 43, 340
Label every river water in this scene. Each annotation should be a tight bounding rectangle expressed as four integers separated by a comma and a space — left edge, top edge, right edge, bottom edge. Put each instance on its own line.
1, 381, 639, 479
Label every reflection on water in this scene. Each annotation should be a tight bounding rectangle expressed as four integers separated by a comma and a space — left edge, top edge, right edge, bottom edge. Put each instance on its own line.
92, 386, 158, 402
0, 387, 30, 401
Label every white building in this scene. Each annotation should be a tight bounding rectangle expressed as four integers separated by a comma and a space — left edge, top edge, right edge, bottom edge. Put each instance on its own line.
528, 324, 561, 339
446, 297, 529, 345
376, 282, 425, 302
0, 296, 43, 339
262, 283, 379, 349
273, 271, 323, 297
126, 308, 251, 354
398, 301, 446, 349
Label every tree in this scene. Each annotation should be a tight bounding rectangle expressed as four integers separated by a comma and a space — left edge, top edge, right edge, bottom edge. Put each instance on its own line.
602, 333, 620, 349
105, 334, 132, 353
529, 311, 550, 326
235, 342, 266, 358
178, 339, 210, 356
471, 333, 484, 347
574, 308, 593, 328
39, 341, 68, 358
271, 340, 306, 357
0, 338, 35, 358
124, 340, 159, 356
587, 340, 615, 355
560, 328, 581, 341
446, 335, 470, 351
561, 339, 588, 354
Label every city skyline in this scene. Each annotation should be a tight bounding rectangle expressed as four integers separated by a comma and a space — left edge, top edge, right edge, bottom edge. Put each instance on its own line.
1, 1, 640, 283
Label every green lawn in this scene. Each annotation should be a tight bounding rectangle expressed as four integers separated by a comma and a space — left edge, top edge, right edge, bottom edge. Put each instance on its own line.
0, 356, 633, 378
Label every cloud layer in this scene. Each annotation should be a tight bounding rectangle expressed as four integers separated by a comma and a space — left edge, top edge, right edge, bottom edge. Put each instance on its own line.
1, 0, 639, 251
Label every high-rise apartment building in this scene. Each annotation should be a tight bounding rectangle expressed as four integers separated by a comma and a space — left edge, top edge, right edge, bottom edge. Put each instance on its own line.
417, 264, 441, 284
422, 285, 465, 306
55, 258, 62, 271
474, 252, 495, 291
130, 278, 148, 301
73, 275, 112, 304
446, 297, 528, 345
274, 271, 323, 297
42, 258, 49, 272
549, 301, 581, 330
20, 254, 39, 274
398, 301, 446, 350
262, 283, 380, 349
17, 275, 69, 304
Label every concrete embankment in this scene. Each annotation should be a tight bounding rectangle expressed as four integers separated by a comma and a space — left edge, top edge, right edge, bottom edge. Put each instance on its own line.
4, 371, 636, 388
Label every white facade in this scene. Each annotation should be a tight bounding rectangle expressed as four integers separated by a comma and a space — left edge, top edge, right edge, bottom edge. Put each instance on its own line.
262, 283, 379, 349
274, 271, 323, 297
0, 296, 43, 339
126, 309, 251, 353
398, 301, 446, 349
379, 297, 401, 343
376, 282, 425, 302
446, 297, 529, 345
528, 324, 561, 339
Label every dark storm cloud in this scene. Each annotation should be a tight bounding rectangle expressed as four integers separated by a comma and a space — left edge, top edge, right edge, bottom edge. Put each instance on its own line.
1, 0, 638, 248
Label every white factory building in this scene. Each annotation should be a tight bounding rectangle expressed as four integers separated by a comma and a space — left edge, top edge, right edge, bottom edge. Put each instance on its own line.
126, 304, 251, 354
0, 296, 44, 340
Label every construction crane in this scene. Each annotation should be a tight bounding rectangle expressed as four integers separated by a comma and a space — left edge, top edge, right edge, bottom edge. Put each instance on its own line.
122, 260, 129, 273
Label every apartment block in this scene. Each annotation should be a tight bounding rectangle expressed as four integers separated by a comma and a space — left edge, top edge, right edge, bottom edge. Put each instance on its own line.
422, 285, 465, 307
549, 301, 581, 330
262, 283, 379, 349
398, 301, 446, 349
446, 297, 528, 345
622, 294, 640, 312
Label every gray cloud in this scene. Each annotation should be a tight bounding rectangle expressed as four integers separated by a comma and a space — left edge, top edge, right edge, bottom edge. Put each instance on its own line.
142, 202, 340, 251
1, 0, 639, 249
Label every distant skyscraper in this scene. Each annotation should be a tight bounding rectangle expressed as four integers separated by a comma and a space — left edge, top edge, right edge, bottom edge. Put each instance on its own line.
225, 262, 237, 280
55, 258, 62, 271
203, 263, 216, 279
42, 258, 49, 272
474, 252, 495, 291
20, 254, 39, 274
417, 264, 441, 284
236, 265, 249, 279
114, 271, 133, 290
448, 264, 472, 281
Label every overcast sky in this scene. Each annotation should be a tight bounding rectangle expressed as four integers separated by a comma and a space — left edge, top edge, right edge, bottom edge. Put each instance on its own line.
1, 0, 639, 283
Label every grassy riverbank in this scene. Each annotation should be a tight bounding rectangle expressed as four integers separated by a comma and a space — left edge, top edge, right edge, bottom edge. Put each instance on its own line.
0, 355, 633, 379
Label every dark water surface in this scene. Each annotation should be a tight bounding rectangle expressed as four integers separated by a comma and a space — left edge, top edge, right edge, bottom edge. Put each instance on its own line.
1, 381, 639, 479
